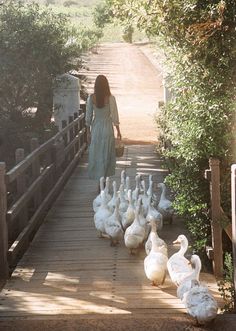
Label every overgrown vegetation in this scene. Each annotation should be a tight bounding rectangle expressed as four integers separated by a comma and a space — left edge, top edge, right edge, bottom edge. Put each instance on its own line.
0, 0, 101, 167
99, 1, 236, 303
140, 0, 236, 255
93, 0, 146, 42
218, 253, 235, 312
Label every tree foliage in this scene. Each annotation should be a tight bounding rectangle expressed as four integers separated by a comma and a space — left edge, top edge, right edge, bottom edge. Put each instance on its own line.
0, 0, 101, 166
145, 0, 236, 252
93, 0, 139, 42
97, 0, 236, 253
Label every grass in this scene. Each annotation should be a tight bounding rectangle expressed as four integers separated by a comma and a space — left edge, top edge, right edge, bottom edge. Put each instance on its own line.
27, 0, 147, 42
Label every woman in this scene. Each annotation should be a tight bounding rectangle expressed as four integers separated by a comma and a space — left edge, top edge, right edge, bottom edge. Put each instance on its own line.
85, 75, 121, 180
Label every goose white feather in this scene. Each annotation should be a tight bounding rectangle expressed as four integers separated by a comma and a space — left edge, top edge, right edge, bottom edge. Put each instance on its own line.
104, 177, 111, 202
132, 174, 141, 203
167, 234, 192, 286
124, 176, 130, 200
140, 180, 149, 216
177, 254, 202, 300
94, 190, 112, 237
145, 220, 167, 256
138, 199, 150, 242
146, 175, 153, 197
93, 177, 105, 212
183, 280, 218, 325
122, 189, 135, 230
119, 183, 128, 214
144, 231, 168, 286
157, 183, 174, 223
120, 169, 126, 186
107, 181, 118, 212
105, 197, 124, 246
146, 184, 163, 231
124, 197, 145, 254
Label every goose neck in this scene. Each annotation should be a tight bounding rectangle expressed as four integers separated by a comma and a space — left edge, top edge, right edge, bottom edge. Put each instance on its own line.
179, 239, 188, 255
160, 184, 166, 200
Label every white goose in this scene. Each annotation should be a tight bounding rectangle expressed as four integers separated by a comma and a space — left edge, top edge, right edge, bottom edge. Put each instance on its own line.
120, 169, 126, 186
146, 175, 153, 197
132, 174, 141, 204
104, 177, 112, 202
124, 197, 145, 254
138, 198, 150, 242
144, 231, 168, 286
124, 176, 130, 200
93, 177, 105, 212
105, 197, 124, 246
122, 189, 135, 230
119, 183, 128, 214
140, 180, 149, 216
167, 234, 192, 286
94, 190, 112, 237
157, 183, 174, 223
145, 219, 167, 256
183, 279, 218, 325
146, 184, 163, 231
107, 181, 118, 212
177, 254, 202, 300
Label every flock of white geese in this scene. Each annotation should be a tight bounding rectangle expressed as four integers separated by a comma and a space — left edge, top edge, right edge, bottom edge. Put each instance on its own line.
92, 170, 218, 325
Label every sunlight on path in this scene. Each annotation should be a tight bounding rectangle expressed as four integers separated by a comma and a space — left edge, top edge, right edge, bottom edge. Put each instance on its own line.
85, 43, 163, 144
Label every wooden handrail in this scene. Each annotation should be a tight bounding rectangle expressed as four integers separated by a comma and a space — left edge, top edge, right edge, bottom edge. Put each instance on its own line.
6, 139, 54, 184
7, 164, 54, 222
0, 113, 87, 280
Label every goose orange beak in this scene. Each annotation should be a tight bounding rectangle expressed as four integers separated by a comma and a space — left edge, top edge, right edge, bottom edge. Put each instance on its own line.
173, 239, 180, 244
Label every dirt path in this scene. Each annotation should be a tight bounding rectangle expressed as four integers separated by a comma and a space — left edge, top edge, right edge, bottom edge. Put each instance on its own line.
84, 42, 163, 144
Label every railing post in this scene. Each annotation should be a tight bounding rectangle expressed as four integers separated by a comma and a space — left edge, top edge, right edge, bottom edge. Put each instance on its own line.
31, 138, 42, 209
69, 115, 74, 160
209, 158, 223, 278
0, 162, 9, 280
62, 119, 68, 168
14, 148, 28, 239
74, 112, 79, 153
231, 164, 236, 310
80, 103, 86, 147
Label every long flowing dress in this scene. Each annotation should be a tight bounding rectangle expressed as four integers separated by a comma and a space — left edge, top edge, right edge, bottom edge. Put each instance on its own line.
85, 94, 119, 180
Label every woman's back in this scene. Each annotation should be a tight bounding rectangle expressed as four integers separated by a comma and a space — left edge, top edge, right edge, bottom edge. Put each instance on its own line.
85, 75, 121, 181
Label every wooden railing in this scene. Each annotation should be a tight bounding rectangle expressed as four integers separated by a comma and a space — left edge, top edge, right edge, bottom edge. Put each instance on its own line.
0, 108, 87, 281
205, 158, 234, 279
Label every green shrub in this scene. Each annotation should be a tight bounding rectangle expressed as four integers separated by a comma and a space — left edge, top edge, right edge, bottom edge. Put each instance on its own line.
218, 253, 235, 312
0, 0, 101, 166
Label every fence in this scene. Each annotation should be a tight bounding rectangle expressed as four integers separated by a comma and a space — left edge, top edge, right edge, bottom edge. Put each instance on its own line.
0, 108, 87, 281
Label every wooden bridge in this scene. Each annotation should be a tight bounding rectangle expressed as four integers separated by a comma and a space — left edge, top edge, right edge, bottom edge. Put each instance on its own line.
0, 113, 223, 328
0, 42, 235, 329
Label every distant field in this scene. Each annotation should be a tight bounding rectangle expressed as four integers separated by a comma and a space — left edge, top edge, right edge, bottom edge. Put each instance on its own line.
25, 0, 146, 42
27, 0, 99, 6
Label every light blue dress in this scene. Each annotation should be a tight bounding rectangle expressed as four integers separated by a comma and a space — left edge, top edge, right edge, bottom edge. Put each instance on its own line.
85, 94, 119, 180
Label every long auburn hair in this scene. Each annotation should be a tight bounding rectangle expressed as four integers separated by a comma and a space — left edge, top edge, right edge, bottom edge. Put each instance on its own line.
94, 75, 111, 108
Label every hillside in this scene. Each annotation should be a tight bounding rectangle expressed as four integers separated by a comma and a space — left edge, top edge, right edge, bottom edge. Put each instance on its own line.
27, 0, 100, 6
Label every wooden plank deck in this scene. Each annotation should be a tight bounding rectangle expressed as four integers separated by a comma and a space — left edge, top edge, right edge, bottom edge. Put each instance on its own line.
0, 145, 222, 318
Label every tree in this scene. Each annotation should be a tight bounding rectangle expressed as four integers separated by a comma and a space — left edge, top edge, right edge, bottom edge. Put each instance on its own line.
93, 0, 141, 43
0, 0, 101, 166
0, 1, 83, 126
